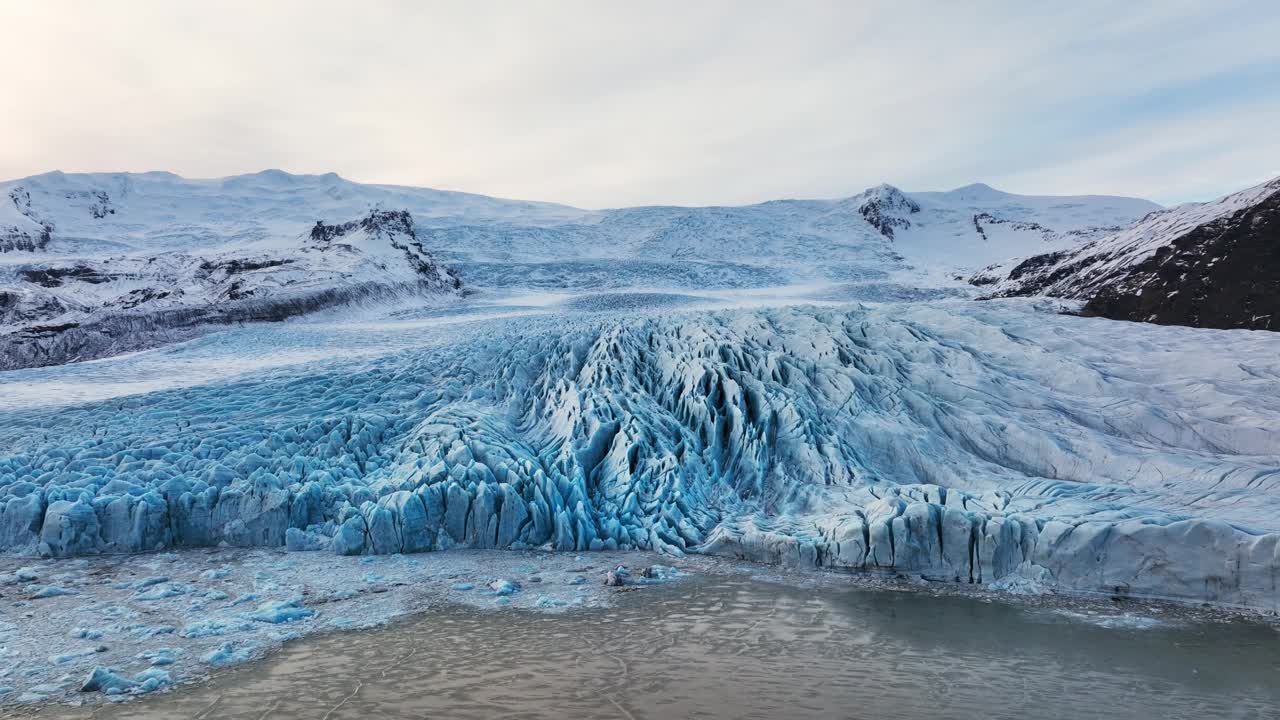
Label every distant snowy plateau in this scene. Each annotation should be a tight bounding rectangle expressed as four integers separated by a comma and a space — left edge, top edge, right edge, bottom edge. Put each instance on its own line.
3, 168, 1279, 636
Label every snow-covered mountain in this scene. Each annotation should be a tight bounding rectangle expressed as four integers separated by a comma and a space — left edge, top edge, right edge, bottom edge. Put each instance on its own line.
0, 170, 1161, 369
974, 176, 1280, 331
0, 207, 460, 370
423, 180, 1157, 281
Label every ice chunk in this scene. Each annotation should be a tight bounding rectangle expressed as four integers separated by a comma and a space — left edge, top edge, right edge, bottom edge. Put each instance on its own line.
134, 583, 190, 601
31, 585, 75, 599
79, 666, 137, 693
488, 579, 519, 596
243, 598, 314, 624
134, 668, 172, 693
138, 648, 181, 666
202, 641, 256, 666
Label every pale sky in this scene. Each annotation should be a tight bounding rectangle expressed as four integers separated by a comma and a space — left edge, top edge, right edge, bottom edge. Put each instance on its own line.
2, 1, 1277, 208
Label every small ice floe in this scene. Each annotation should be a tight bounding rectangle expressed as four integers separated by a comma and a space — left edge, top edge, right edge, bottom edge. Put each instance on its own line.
30, 585, 75, 599
134, 669, 172, 694
202, 641, 256, 667
225, 593, 258, 608
488, 579, 520, 596
138, 648, 181, 666
242, 598, 314, 624
79, 666, 139, 695
639, 564, 683, 582
134, 583, 191, 601
78, 663, 175, 697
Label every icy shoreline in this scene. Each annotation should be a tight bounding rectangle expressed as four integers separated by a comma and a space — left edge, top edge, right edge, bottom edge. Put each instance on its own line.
4, 545, 1274, 710
0, 547, 701, 705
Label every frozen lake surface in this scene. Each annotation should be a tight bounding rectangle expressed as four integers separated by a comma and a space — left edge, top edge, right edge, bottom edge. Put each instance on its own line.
15, 573, 1280, 720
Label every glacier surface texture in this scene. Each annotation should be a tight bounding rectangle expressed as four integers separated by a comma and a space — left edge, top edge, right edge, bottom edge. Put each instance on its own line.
1, 171, 1278, 611
2, 300, 1278, 609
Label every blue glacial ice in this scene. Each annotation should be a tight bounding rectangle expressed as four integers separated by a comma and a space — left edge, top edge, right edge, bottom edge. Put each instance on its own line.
1, 298, 1279, 610
202, 641, 257, 667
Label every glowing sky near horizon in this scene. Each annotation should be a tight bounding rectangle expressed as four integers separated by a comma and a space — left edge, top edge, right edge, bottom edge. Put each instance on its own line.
2, 1, 1277, 207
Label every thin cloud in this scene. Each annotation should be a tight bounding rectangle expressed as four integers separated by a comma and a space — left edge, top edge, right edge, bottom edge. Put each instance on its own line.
0, 1, 1275, 207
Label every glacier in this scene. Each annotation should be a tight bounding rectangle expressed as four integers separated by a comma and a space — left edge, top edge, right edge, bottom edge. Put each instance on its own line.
2, 291, 1277, 610
1, 169, 1277, 625
3, 170, 1280, 707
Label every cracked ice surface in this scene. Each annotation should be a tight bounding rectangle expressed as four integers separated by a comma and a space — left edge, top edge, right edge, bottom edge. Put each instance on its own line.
2, 294, 1279, 611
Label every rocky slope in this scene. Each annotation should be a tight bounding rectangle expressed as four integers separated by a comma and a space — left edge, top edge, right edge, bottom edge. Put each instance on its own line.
973, 177, 1280, 331
0, 207, 460, 369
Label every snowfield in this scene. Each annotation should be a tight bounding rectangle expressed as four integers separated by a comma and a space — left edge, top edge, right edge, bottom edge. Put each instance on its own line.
2, 171, 1278, 705
1, 170, 1157, 368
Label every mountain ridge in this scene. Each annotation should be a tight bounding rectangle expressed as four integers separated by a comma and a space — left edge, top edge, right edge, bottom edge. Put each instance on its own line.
974, 175, 1280, 331
1, 169, 1164, 369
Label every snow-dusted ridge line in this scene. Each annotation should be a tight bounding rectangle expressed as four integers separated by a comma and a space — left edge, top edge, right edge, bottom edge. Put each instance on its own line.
974, 175, 1280, 331
1, 203, 462, 369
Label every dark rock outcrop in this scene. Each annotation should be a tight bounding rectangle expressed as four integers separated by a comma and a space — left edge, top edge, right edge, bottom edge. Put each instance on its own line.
1, 207, 463, 369
855, 185, 920, 239
976, 177, 1280, 331
1081, 191, 1280, 330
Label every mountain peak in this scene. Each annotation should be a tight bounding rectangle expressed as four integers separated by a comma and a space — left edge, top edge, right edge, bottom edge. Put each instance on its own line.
947, 182, 1009, 200
850, 183, 920, 239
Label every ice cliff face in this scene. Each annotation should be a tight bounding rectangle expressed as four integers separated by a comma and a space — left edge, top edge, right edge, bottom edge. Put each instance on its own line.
3, 302, 1278, 609
974, 176, 1280, 331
